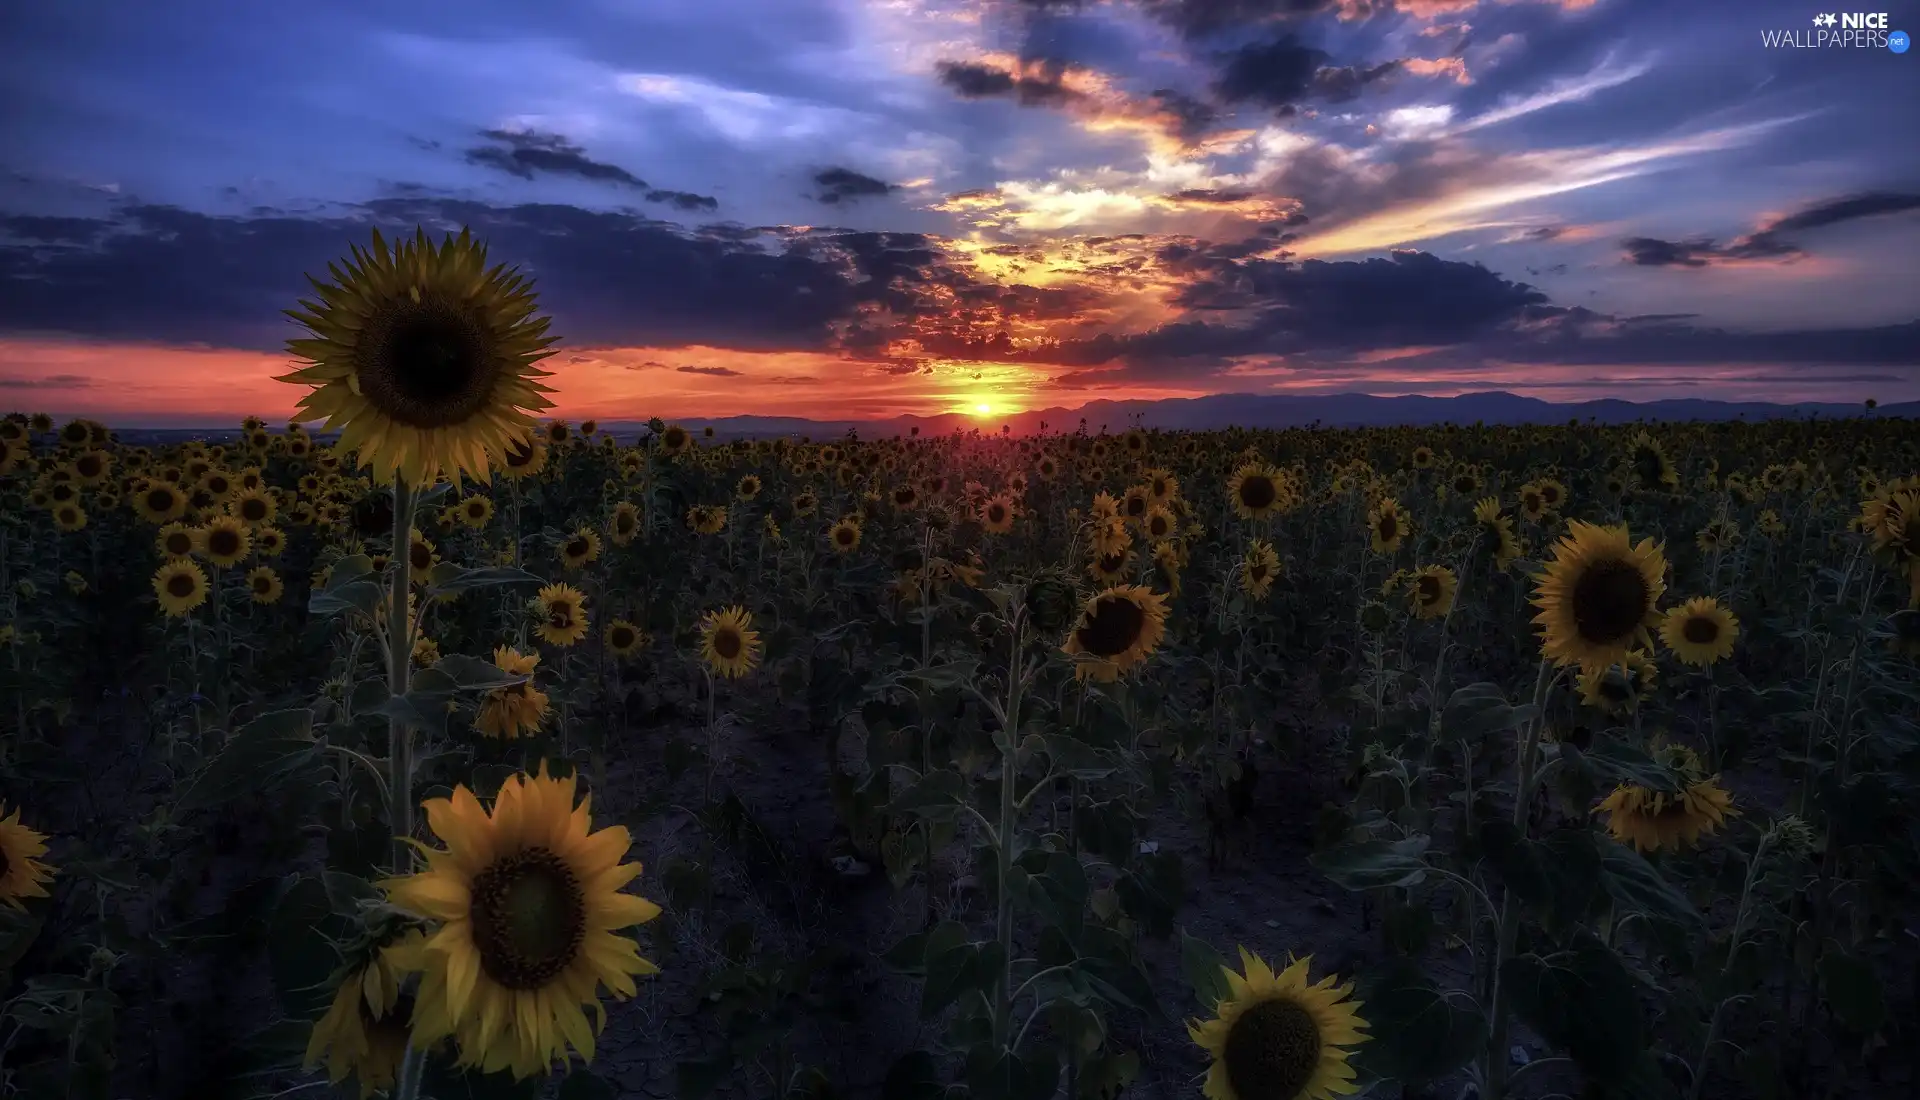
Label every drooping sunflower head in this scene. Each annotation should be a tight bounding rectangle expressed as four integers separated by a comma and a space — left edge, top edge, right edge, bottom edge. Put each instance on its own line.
1594, 774, 1738, 853
699, 605, 762, 678
476, 646, 549, 739
1531, 521, 1668, 672
532, 583, 589, 647
687, 505, 727, 535
1574, 649, 1658, 715
1659, 595, 1738, 667
303, 926, 425, 1097
278, 227, 559, 487
1062, 585, 1168, 682
1188, 948, 1368, 1100
0, 804, 54, 911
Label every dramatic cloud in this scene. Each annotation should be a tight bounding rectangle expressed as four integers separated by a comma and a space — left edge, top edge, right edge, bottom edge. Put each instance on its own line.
812, 167, 900, 205
464, 129, 649, 188
1622, 191, 1920, 268
1, 0, 1916, 416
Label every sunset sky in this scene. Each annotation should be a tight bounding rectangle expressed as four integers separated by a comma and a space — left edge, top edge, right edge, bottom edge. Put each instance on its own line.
2, 0, 1917, 426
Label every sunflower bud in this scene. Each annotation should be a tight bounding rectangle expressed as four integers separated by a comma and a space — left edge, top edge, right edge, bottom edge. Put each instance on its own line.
1024, 573, 1079, 634
1360, 601, 1390, 634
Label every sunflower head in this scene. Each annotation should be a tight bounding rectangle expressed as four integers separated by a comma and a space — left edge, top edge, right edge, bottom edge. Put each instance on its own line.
0, 805, 55, 911
1532, 521, 1668, 672
1659, 595, 1738, 667
1188, 948, 1368, 1100
700, 605, 762, 678
278, 227, 560, 487
1063, 585, 1168, 682
532, 583, 589, 647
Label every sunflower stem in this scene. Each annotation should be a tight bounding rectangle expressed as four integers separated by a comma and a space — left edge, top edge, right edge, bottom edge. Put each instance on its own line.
991, 610, 1028, 1053
387, 476, 419, 872
1483, 657, 1551, 1100
391, 1041, 428, 1100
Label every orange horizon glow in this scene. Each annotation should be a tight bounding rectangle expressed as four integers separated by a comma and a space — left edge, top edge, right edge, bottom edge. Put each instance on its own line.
0, 335, 1907, 428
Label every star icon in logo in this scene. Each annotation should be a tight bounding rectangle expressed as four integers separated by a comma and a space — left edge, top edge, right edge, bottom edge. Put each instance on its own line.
1813, 12, 1836, 26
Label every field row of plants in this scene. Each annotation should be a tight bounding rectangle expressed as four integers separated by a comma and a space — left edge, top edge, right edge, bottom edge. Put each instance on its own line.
0, 229, 1915, 1100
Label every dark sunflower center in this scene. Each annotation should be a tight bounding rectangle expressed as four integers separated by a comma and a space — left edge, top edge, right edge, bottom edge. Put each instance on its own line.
166, 573, 196, 598
1523, 493, 1542, 511
836, 527, 855, 545
1417, 575, 1442, 603
1222, 997, 1323, 1100
0, 846, 10, 881
1377, 513, 1399, 541
1125, 496, 1146, 517
77, 455, 103, 477
1571, 559, 1651, 644
610, 626, 636, 648
1238, 476, 1277, 510
470, 501, 489, 517
1097, 551, 1127, 573
411, 542, 433, 569
240, 498, 268, 521
165, 533, 193, 556
990, 505, 1008, 523
664, 428, 687, 449
1682, 615, 1719, 645
469, 848, 587, 990
548, 603, 575, 629
1076, 595, 1146, 658
1249, 563, 1269, 583
615, 513, 635, 532
565, 537, 589, 560
358, 300, 499, 429
713, 627, 743, 660
252, 575, 273, 594
209, 530, 241, 557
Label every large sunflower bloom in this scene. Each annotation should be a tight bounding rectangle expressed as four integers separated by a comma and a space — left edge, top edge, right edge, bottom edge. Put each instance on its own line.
1063, 585, 1168, 682
1659, 596, 1738, 667
304, 929, 428, 1098
153, 560, 210, 617
1188, 947, 1368, 1100
278, 228, 559, 488
198, 515, 253, 568
1531, 521, 1668, 672
699, 606, 762, 679
380, 766, 661, 1080
533, 584, 589, 647
1227, 463, 1288, 520
0, 805, 55, 910
475, 646, 549, 739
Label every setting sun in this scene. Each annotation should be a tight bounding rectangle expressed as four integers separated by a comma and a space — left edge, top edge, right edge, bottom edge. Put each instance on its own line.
973, 402, 993, 416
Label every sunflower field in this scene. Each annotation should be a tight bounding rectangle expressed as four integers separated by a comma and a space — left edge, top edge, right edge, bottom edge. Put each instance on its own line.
1, 229, 1916, 1100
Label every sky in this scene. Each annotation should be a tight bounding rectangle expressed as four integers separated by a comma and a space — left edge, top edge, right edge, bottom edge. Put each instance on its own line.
1, 0, 1917, 426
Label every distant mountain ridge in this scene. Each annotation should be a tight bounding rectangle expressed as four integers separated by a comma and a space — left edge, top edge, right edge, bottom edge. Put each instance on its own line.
105, 390, 1918, 441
